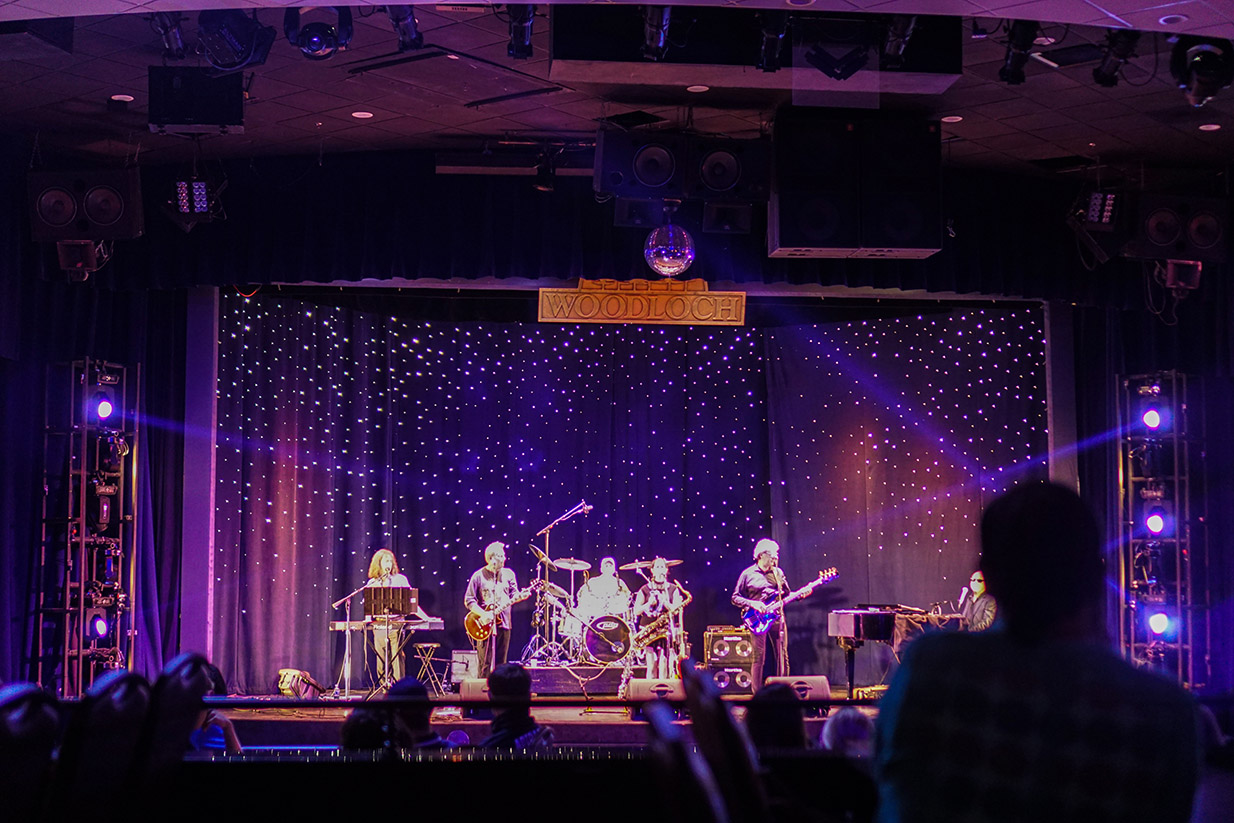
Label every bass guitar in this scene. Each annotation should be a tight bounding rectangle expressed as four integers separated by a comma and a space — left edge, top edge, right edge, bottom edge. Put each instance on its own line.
741, 567, 838, 635
465, 579, 542, 642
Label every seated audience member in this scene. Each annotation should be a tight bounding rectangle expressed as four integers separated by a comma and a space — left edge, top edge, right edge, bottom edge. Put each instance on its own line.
387, 676, 453, 749
745, 682, 810, 753
875, 482, 1202, 823
339, 706, 390, 751
478, 663, 552, 750
189, 663, 242, 754
822, 707, 874, 759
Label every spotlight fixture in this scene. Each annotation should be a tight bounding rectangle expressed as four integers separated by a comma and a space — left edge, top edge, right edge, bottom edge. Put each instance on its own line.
1170, 36, 1234, 107
284, 6, 353, 61
387, 4, 423, 52
507, 4, 535, 59
197, 9, 276, 74
84, 607, 110, 641
165, 176, 227, 233
643, 6, 671, 61
881, 15, 916, 70
151, 11, 186, 61
1136, 381, 1172, 434
999, 20, 1039, 84
757, 11, 789, 72
1092, 29, 1141, 88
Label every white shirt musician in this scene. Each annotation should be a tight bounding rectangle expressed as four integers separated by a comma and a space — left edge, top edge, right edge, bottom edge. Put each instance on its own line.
464, 541, 519, 677
731, 538, 790, 689
577, 557, 632, 619
633, 558, 685, 680
366, 548, 411, 684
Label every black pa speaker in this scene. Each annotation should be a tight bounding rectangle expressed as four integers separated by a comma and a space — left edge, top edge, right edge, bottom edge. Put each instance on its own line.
858, 119, 942, 257
28, 169, 144, 242
764, 675, 831, 700
596, 129, 770, 203
627, 678, 686, 702
1122, 194, 1227, 264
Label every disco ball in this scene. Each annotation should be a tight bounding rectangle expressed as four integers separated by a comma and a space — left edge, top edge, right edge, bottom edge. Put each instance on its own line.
644, 224, 695, 278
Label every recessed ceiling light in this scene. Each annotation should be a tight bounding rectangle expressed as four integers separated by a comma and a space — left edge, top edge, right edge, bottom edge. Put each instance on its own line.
941, 115, 964, 123
447, 53, 460, 60
785, 0, 814, 6
351, 111, 374, 119
686, 84, 709, 93
1033, 35, 1057, 47
1159, 14, 1189, 26
109, 94, 134, 102
1199, 123, 1222, 131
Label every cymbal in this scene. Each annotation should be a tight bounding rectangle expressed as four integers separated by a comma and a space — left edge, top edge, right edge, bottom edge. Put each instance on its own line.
554, 557, 591, 571
542, 581, 569, 599
528, 543, 557, 572
619, 559, 683, 570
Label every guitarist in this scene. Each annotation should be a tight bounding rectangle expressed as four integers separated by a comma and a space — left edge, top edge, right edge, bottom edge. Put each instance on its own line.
464, 541, 519, 677
731, 538, 790, 689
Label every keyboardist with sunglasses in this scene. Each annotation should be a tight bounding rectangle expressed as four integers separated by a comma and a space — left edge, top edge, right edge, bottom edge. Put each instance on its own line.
959, 570, 997, 632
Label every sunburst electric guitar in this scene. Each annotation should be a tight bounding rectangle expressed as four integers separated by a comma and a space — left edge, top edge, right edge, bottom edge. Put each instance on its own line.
741, 568, 839, 635
465, 579, 542, 642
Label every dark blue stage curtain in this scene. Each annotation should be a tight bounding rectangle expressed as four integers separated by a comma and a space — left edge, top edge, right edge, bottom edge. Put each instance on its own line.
214, 294, 1047, 693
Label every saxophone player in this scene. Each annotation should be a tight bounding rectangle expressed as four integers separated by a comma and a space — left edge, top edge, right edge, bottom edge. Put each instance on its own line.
632, 557, 686, 679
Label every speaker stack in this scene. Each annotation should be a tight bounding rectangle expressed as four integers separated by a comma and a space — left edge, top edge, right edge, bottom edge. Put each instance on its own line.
768, 107, 942, 259
704, 625, 756, 695
1121, 194, 1227, 264
28, 169, 145, 242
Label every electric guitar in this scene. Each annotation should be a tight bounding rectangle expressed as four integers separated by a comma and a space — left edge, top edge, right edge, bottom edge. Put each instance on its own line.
465, 579, 542, 642
741, 568, 839, 635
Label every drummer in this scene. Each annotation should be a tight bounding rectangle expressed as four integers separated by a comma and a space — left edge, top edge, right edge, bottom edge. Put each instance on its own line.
576, 557, 632, 620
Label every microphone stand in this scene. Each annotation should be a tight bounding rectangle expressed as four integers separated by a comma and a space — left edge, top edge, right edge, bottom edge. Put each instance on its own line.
331, 583, 368, 699
529, 501, 593, 658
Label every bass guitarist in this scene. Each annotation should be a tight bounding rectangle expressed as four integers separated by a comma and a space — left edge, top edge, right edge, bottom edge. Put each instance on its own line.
464, 541, 519, 677
731, 538, 790, 689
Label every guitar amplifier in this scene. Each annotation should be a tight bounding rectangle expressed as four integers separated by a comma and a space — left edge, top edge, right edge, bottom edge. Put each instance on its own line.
451, 650, 478, 684
708, 665, 755, 695
704, 625, 753, 666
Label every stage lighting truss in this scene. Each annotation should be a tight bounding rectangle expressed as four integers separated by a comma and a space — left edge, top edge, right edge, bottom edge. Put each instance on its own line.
1116, 370, 1208, 689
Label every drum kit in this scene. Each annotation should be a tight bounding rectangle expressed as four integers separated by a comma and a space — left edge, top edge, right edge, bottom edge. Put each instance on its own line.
523, 550, 684, 666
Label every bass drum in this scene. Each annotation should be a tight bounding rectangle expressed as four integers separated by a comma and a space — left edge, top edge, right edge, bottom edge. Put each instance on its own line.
583, 614, 631, 664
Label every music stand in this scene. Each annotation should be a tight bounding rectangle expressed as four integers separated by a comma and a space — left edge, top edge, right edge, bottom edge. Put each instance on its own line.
364, 587, 416, 693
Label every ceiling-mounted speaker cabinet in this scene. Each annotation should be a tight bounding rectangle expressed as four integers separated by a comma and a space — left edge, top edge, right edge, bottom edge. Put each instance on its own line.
28, 169, 144, 242
768, 108, 942, 259
1122, 195, 1227, 264
595, 129, 770, 203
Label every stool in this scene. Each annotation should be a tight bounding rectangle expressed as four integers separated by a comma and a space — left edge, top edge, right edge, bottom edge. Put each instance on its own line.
414, 643, 447, 696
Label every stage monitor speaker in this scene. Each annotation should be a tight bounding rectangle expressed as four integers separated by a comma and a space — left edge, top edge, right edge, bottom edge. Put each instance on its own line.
627, 677, 686, 702
28, 169, 144, 242
764, 675, 831, 701
1122, 194, 1228, 264
708, 664, 755, 695
596, 129, 770, 203
704, 625, 753, 666
148, 66, 245, 134
769, 109, 941, 259
460, 677, 490, 718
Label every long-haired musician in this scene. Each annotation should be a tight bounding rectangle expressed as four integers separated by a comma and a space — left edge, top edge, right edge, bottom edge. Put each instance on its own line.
464, 541, 518, 677
632, 557, 684, 679
366, 548, 411, 683
731, 538, 790, 689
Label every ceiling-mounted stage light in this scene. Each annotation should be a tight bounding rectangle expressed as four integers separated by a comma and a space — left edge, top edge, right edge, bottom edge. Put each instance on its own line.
387, 5, 423, 52
284, 6, 353, 61
1092, 29, 1141, 88
881, 15, 916, 70
1170, 36, 1234, 107
151, 11, 186, 61
533, 152, 555, 193
507, 4, 535, 59
999, 20, 1039, 84
197, 9, 276, 74
643, 6, 671, 61
165, 176, 227, 233
84, 607, 111, 641
757, 11, 789, 72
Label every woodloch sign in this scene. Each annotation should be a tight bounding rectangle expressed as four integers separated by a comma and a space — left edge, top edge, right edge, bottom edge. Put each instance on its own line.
538, 278, 745, 326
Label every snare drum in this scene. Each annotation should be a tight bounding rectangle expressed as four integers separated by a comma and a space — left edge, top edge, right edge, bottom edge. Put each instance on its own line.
557, 611, 583, 642
583, 614, 631, 663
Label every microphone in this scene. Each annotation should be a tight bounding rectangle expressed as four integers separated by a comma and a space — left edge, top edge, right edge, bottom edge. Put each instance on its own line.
958, 586, 969, 606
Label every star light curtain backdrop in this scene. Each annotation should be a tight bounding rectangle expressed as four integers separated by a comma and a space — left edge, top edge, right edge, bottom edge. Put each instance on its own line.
213, 294, 1048, 692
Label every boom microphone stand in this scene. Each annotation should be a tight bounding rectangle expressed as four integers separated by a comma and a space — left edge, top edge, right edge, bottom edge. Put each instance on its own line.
524, 501, 592, 663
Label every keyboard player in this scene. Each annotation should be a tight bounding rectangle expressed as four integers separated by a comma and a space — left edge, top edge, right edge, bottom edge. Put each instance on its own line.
366, 549, 412, 683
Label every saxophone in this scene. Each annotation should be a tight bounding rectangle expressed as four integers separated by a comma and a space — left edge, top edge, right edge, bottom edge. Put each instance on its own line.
632, 587, 693, 648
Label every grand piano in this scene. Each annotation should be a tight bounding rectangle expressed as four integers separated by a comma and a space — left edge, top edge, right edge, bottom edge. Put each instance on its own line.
827, 607, 898, 699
